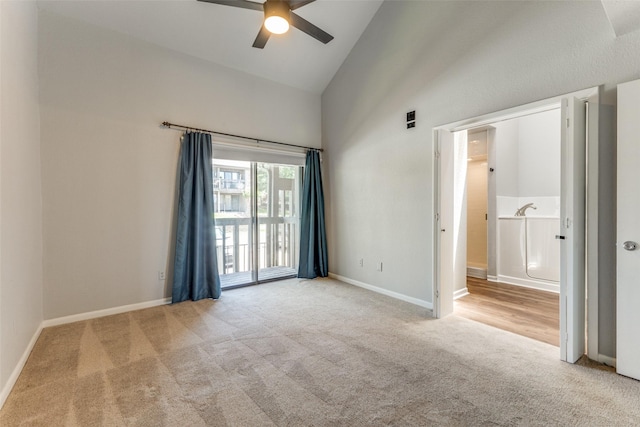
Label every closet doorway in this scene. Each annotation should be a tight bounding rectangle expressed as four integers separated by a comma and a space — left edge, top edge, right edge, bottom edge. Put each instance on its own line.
434, 86, 600, 363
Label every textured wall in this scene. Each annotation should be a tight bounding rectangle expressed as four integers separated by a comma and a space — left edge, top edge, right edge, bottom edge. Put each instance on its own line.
517, 109, 561, 198
322, 0, 640, 357
39, 11, 321, 319
0, 1, 44, 401
494, 120, 519, 198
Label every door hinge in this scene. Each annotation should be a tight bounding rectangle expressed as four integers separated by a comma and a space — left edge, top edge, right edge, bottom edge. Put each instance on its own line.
566, 118, 570, 128
435, 290, 439, 298
565, 217, 570, 228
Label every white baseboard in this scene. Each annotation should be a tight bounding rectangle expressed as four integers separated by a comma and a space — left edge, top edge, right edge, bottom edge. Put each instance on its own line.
328, 273, 433, 310
487, 275, 498, 282
1, 297, 172, 410
0, 323, 43, 410
597, 354, 617, 368
497, 274, 559, 293
42, 297, 171, 328
466, 267, 487, 279
454, 287, 469, 300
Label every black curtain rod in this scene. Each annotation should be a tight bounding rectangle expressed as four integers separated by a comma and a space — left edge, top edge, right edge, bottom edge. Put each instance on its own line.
161, 121, 322, 152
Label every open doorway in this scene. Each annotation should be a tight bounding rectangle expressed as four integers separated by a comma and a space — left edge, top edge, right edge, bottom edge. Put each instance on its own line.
433, 87, 600, 363
455, 112, 562, 347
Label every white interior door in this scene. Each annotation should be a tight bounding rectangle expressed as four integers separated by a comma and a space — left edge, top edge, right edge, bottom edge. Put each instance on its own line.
617, 79, 640, 380
435, 129, 467, 318
560, 97, 586, 363
435, 129, 454, 318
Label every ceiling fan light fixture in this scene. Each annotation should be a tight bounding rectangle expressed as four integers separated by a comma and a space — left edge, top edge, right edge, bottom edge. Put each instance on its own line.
265, 15, 289, 34
264, 1, 290, 34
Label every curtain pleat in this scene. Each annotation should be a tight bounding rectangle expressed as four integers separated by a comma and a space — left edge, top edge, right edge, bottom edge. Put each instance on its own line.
172, 132, 221, 303
298, 150, 328, 279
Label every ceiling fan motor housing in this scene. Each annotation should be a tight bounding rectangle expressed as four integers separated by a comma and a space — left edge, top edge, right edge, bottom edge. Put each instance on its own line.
197, 0, 333, 47
264, 0, 291, 27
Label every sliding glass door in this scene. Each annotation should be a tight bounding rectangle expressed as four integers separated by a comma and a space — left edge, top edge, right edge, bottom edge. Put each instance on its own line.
213, 159, 300, 289
257, 163, 300, 281
213, 159, 254, 288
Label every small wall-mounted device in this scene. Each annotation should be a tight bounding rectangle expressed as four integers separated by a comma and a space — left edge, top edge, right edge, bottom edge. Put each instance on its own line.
406, 110, 416, 129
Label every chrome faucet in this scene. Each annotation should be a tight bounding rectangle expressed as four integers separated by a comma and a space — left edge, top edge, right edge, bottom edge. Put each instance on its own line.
515, 203, 537, 216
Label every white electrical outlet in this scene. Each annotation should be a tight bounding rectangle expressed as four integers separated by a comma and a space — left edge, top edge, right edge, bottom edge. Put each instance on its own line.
359, 258, 364, 267
158, 271, 166, 281
376, 262, 383, 272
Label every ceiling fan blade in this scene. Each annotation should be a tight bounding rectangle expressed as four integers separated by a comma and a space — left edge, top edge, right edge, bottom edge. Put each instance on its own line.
197, 0, 263, 12
252, 25, 271, 48
290, 12, 334, 44
289, 0, 316, 11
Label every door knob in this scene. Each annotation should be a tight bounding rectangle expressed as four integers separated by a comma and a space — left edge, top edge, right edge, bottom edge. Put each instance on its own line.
623, 241, 638, 251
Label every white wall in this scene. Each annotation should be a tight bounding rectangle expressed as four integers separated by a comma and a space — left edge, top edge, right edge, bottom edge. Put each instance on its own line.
0, 0, 44, 402
322, 0, 640, 358
38, 11, 321, 319
494, 109, 561, 217
494, 120, 519, 198
517, 109, 561, 197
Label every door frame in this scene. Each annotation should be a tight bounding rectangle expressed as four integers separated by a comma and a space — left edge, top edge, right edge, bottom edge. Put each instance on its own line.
214, 159, 303, 290
432, 86, 600, 362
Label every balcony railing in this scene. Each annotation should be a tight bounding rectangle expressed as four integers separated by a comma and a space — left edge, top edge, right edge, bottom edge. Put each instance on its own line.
214, 216, 298, 286
213, 179, 246, 191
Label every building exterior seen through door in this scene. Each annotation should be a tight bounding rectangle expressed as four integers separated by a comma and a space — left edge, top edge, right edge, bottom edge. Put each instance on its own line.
213, 159, 301, 288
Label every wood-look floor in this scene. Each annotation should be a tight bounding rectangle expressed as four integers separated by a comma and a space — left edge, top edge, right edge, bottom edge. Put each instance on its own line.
454, 277, 560, 346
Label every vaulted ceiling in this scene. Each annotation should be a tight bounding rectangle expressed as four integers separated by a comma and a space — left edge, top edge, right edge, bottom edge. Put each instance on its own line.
601, 0, 640, 37
37, 0, 383, 94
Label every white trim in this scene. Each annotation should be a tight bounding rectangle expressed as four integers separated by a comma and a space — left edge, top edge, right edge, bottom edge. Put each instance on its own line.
433, 87, 598, 364
434, 87, 597, 133
328, 273, 433, 310
0, 323, 43, 410
432, 129, 443, 318
454, 288, 469, 300
467, 266, 487, 279
497, 274, 559, 293
585, 90, 602, 362
42, 298, 171, 328
487, 275, 498, 282
1, 297, 172, 409
598, 354, 617, 368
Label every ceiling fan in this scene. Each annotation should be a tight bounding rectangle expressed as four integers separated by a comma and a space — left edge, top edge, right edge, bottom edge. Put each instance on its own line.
198, 0, 334, 49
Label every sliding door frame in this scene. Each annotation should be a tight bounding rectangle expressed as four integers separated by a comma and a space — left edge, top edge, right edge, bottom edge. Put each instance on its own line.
218, 160, 302, 290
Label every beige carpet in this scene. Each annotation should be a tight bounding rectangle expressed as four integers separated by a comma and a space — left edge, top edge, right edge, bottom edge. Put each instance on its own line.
2, 277, 639, 426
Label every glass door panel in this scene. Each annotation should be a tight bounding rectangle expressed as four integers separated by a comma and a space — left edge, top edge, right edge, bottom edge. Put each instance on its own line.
213, 159, 256, 288
257, 163, 300, 282
214, 159, 300, 289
